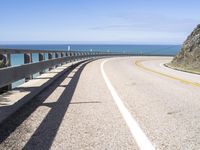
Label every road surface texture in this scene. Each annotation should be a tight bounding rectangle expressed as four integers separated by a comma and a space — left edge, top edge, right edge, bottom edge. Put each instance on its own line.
0, 56, 200, 150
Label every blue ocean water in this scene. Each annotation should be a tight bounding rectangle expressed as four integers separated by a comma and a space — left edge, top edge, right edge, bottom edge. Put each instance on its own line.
0, 44, 181, 88
0, 44, 181, 66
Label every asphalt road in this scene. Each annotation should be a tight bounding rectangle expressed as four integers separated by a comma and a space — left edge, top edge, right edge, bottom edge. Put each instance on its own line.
0, 57, 200, 150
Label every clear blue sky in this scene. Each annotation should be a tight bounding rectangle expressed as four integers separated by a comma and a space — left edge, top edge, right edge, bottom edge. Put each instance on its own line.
0, 0, 200, 44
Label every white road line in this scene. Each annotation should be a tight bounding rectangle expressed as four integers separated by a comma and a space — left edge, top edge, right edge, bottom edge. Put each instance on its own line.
101, 59, 155, 150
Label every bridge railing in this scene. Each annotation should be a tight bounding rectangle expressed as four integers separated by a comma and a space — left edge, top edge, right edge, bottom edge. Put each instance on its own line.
0, 48, 128, 91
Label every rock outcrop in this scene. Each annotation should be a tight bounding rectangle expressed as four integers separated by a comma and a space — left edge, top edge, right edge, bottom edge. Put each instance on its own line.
170, 24, 200, 73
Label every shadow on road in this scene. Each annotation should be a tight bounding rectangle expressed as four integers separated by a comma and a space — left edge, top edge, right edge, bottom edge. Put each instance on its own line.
0, 60, 93, 149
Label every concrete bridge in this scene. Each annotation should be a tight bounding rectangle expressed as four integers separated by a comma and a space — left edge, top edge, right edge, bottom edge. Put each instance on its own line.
0, 49, 200, 149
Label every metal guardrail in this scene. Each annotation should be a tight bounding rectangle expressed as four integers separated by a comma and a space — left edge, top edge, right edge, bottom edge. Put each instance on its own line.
0, 48, 130, 90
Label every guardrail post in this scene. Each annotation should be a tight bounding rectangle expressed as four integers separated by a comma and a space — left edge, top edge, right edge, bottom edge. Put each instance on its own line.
87, 52, 89, 59
76, 52, 79, 61
55, 52, 59, 67
77, 52, 80, 61
66, 52, 70, 63
48, 52, 53, 70
61, 52, 64, 65
69, 53, 72, 62
83, 52, 85, 60
82, 52, 84, 59
81, 52, 84, 60
24, 53, 33, 82
72, 52, 75, 62
80, 52, 83, 60
73, 52, 76, 61
39, 53, 45, 74
7, 54, 11, 87
0, 53, 11, 93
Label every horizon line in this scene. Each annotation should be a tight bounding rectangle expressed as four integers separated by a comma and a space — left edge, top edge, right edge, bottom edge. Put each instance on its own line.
0, 41, 181, 45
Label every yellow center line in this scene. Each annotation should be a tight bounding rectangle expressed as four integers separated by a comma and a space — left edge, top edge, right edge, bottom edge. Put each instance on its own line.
135, 60, 200, 87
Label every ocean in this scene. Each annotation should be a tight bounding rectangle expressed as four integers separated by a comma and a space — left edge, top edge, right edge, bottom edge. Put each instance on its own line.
0, 44, 181, 66
0, 44, 181, 88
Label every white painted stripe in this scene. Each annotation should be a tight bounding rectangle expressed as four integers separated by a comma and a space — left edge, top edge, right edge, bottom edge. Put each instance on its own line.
101, 59, 155, 150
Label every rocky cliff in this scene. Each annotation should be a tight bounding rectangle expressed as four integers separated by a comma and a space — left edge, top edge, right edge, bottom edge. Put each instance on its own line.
170, 24, 200, 73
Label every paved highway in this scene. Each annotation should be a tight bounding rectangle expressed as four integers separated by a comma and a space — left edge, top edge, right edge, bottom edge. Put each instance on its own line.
0, 57, 200, 150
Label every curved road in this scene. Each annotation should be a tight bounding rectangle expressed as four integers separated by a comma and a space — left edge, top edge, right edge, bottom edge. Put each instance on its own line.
0, 57, 200, 150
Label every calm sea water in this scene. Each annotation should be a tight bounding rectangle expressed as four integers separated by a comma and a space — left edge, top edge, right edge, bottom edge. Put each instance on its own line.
0, 44, 181, 88
0, 44, 181, 66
